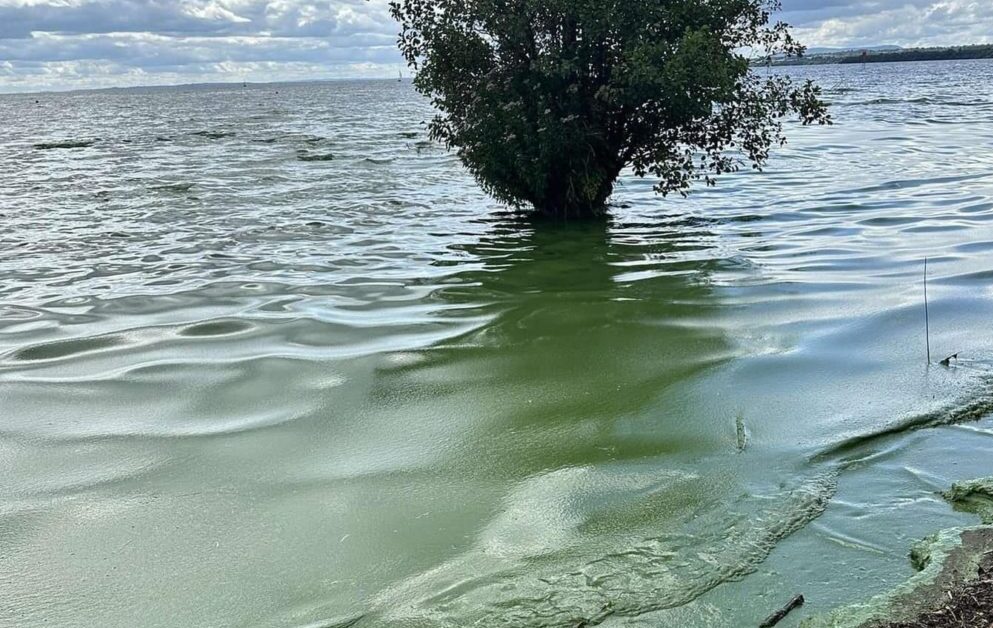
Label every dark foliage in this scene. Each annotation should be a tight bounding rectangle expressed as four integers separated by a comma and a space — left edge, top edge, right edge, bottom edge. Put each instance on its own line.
776, 44, 993, 66
840, 44, 993, 65
390, 0, 830, 218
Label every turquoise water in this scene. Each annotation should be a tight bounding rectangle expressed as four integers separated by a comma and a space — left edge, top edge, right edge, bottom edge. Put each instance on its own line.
2, 60, 993, 627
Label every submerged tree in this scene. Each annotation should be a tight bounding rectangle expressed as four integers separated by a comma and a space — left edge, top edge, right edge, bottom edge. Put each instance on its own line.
390, 0, 830, 219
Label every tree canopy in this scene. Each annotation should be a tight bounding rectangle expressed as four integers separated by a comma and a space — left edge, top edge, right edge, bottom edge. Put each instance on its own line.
390, 0, 830, 219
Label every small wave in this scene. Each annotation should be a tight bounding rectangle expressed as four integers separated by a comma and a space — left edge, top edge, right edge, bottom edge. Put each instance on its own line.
848, 172, 990, 195
6, 335, 126, 363
177, 320, 253, 337
954, 240, 993, 253
0, 305, 43, 321
150, 182, 195, 193
847, 96, 938, 106
190, 130, 235, 139
814, 380, 993, 465
411, 140, 439, 153
957, 202, 993, 215
298, 152, 335, 162
33, 139, 95, 150
937, 268, 993, 285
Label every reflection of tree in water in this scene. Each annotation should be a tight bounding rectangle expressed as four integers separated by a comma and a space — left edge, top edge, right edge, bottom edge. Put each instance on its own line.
359, 215, 838, 628
376, 212, 732, 475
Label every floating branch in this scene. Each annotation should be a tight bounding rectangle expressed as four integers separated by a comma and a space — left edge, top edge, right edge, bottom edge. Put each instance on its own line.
736, 412, 748, 453
759, 594, 805, 627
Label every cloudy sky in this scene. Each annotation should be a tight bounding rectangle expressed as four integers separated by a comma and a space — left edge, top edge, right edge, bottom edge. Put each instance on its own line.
1, 0, 991, 92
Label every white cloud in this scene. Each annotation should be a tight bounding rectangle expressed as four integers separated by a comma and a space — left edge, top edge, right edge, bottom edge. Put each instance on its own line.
181, 1, 252, 24
0, 0, 402, 91
781, 0, 993, 48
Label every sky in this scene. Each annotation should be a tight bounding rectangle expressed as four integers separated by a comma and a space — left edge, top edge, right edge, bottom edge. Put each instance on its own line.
0, 0, 991, 93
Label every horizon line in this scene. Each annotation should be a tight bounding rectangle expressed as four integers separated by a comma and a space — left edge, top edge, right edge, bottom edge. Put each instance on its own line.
0, 75, 411, 97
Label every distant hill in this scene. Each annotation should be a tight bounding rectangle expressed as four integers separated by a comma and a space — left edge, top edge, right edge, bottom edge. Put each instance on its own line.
771, 44, 993, 66
804, 45, 902, 56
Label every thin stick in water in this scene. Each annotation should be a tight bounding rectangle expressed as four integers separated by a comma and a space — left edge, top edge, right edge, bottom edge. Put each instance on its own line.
924, 257, 931, 365
735, 411, 747, 453
759, 594, 805, 628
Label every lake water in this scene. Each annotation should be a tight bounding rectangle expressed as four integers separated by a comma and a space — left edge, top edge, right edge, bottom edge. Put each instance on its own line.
2, 59, 993, 627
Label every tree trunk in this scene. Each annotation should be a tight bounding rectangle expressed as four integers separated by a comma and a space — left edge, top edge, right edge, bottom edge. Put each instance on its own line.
534, 175, 616, 220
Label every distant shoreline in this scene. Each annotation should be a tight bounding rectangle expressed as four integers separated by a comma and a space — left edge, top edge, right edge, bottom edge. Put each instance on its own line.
773, 43, 993, 67
0, 77, 410, 97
